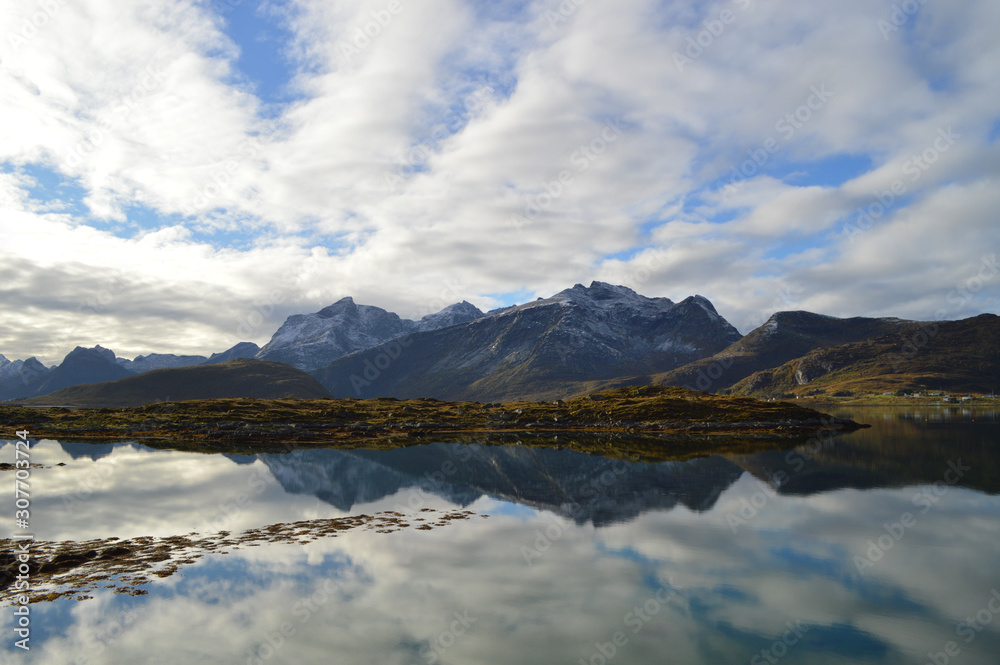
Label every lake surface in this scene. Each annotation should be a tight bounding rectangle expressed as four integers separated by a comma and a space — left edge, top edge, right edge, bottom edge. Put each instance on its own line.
2, 406, 999, 664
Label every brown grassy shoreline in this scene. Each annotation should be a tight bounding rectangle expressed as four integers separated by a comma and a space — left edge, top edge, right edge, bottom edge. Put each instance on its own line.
1, 386, 864, 459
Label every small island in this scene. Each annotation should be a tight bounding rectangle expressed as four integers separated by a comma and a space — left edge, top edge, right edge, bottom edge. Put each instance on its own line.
1, 385, 864, 462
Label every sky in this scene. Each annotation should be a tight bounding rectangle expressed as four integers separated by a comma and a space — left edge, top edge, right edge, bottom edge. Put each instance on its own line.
1, 0, 998, 365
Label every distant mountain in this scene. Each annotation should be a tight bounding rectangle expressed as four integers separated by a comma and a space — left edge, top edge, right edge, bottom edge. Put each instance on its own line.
588, 311, 914, 394
7, 287, 994, 405
0, 357, 51, 400
256, 297, 485, 372
117, 353, 208, 374
312, 282, 742, 401
20, 359, 333, 408
727, 313, 1000, 397
203, 342, 261, 365
23, 346, 132, 399
414, 301, 485, 331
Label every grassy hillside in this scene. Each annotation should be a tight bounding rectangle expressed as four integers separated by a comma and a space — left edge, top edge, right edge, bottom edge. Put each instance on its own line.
18, 359, 332, 408
581, 312, 912, 395
725, 314, 1000, 397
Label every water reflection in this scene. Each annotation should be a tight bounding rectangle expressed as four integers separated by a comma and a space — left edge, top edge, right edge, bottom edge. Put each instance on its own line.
1, 407, 999, 664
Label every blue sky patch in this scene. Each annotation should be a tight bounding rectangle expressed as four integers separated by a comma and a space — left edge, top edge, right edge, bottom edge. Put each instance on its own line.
776, 153, 873, 188
216, 0, 301, 110
5, 162, 89, 216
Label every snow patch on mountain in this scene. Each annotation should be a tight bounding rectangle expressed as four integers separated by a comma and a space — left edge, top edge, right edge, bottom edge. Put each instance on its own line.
415, 301, 484, 332
257, 297, 486, 372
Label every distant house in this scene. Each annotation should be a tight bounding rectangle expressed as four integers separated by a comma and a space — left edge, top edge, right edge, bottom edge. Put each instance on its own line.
961, 395, 973, 402
928, 391, 944, 396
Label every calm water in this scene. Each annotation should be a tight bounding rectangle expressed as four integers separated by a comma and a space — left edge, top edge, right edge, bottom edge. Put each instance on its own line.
2, 407, 999, 664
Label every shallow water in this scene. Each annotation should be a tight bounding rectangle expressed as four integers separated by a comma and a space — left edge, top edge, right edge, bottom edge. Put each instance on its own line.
2, 406, 999, 664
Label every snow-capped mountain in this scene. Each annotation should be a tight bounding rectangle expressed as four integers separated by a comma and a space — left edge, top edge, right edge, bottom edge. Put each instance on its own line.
0, 357, 51, 400
256, 297, 485, 372
413, 301, 484, 332
312, 281, 743, 401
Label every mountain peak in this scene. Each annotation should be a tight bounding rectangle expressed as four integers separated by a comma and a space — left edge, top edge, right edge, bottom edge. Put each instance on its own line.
317, 297, 358, 318
558, 281, 641, 301
257, 298, 410, 371
416, 301, 485, 332
67, 345, 117, 363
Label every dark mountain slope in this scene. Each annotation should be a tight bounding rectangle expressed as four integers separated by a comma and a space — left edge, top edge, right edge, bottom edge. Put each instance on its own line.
21, 359, 333, 408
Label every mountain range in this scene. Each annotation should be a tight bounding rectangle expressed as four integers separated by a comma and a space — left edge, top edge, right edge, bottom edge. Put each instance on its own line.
3, 282, 997, 405
313, 283, 741, 401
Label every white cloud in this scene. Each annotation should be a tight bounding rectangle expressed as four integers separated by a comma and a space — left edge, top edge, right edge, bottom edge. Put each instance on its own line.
1, 0, 998, 361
